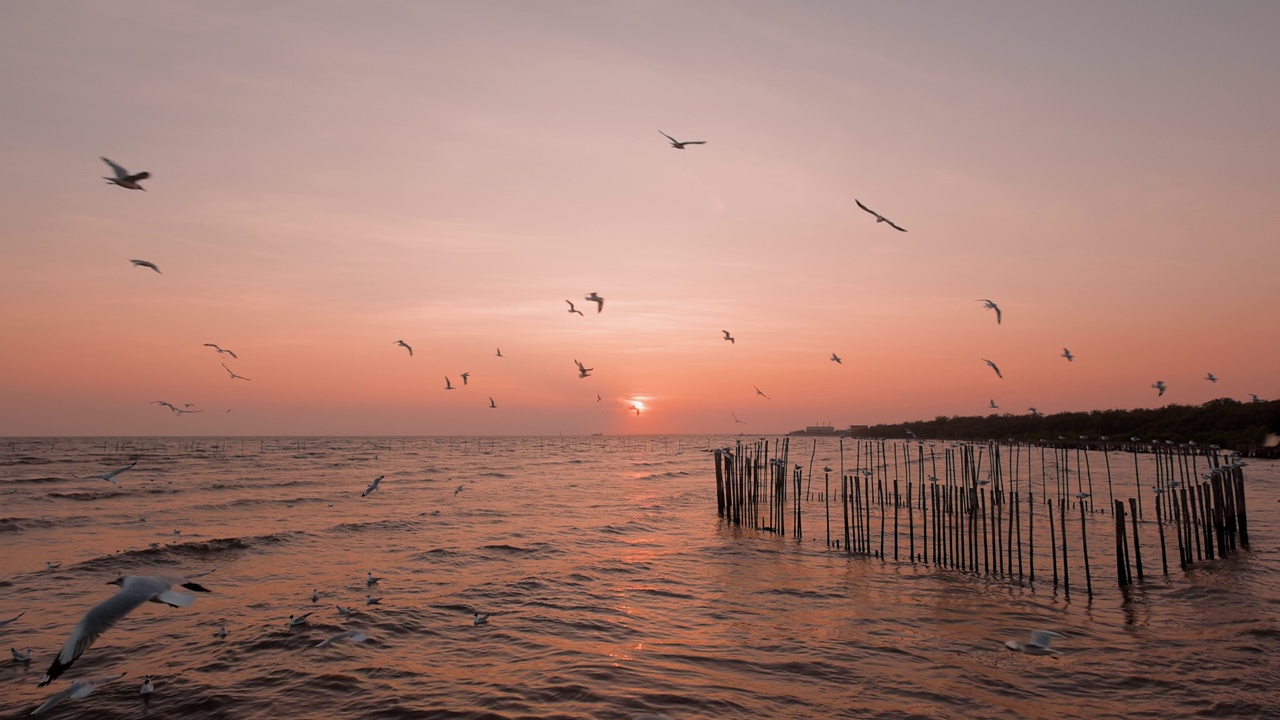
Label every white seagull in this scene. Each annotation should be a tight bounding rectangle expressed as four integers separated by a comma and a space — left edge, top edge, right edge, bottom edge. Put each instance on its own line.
288, 612, 312, 626
46, 562, 62, 571
1005, 630, 1065, 656
366, 572, 381, 586
1152, 380, 1167, 397
1061, 348, 1074, 362
831, 353, 842, 364
722, 330, 735, 344
982, 359, 1003, 379
565, 300, 584, 316
474, 612, 491, 626
32, 673, 127, 715
38, 574, 212, 686
575, 360, 592, 379
659, 131, 705, 150
130, 259, 161, 274
855, 199, 907, 232
221, 363, 250, 381
977, 299, 1001, 324
1205, 372, 1217, 383
11, 647, 32, 663
203, 343, 237, 359
140, 675, 154, 696
316, 629, 369, 648
365, 595, 382, 606
90, 462, 135, 484
335, 606, 355, 618
394, 340, 413, 356
361, 475, 383, 497
101, 156, 149, 190
585, 292, 604, 313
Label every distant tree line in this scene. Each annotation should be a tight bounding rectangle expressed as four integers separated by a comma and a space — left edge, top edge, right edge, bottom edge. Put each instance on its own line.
854, 398, 1280, 451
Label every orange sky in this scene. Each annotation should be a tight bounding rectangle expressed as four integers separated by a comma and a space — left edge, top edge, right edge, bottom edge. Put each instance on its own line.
1, 1, 1278, 436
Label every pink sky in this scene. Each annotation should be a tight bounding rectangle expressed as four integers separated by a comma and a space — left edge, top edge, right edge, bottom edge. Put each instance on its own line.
1, 1, 1277, 436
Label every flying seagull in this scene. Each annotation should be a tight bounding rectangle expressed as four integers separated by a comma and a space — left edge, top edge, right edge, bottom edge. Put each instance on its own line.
754, 385, 771, 400
32, 673, 127, 715
722, 330, 735, 344
152, 401, 178, 412
488, 397, 496, 408
203, 343, 237, 359
565, 300, 583, 316
38, 574, 211, 686
1249, 393, 1262, 403
659, 131, 705, 150
977, 299, 1001, 324
1205, 372, 1217, 383
1005, 630, 1065, 656
101, 157, 149, 190
221, 363, 250, 381
989, 399, 999, 409
90, 462, 135, 483
394, 340, 412, 357
130, 259, 161, 274
495, 348, 503, 357
831, 353, 842, 364
1152, 380, 1167, 396
1061, 348, 1074, 362
732, 411, 745, 424
982, 359, 1003, 379
585, 292, 604, 313
1028, 407, 1039, 415
629, 404, 641, 415
361, 475, 383, 497
460, 372, 470, 385
855, 199, 906, 232
575, 359, 592, 379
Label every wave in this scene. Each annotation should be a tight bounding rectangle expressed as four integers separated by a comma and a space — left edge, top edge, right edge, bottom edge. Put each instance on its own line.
74, 532, 306, 571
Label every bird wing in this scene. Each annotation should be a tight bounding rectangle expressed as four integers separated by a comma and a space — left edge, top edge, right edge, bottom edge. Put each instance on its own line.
40, 580, 160, 686
855, 199, 876, 216
100, 157, 127, 179
659, 131, 678, 143
124, 171, 150, 182
31, 683, 79, 714
225, 349, 237, 359
682, 141, 706, 145
203, 343, 219, 350
885, 218, 907, 232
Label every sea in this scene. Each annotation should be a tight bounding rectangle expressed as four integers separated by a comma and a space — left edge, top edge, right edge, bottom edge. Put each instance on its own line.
1, 436, 1277, 719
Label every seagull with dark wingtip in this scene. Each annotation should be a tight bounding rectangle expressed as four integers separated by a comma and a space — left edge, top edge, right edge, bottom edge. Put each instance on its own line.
977, 299, 1001, 324
101, 157, 149, 190
659, 131, 705, 150
855, 199, 906, 232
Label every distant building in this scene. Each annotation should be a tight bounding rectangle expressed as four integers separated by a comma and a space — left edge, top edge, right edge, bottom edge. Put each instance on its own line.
788, 424, 841, 437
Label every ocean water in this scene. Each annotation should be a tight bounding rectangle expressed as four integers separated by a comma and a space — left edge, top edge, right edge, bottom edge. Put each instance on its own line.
1, 436, 1277, 719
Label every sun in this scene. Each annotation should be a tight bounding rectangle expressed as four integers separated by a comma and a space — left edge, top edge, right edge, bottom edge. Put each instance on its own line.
630, 400, 645, 412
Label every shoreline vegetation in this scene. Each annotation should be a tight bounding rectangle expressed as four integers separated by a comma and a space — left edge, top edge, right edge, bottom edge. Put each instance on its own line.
846, 398, 1280, 457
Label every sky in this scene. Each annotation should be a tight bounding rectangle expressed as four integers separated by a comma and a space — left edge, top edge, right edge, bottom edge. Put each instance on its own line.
1, 0, 1278, 437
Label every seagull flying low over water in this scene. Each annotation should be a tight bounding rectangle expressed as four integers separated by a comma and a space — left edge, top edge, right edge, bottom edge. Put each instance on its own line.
855, 199, 907, 232
101, 157, 149, 190
585, 292, 604, 313
91, 462, 135, 483
831, 353, 842, 364
754, 386, 771, 400
361, 475, 383, 497
1153, 380, 1167, 397
977, 299, 1001, 324
982, 359, 1003, 379
32, 673, 127, 716
722, 330, 735, 344
38, 573, 212, 686
221, 363, 250, 381
575, 360, 592, 379
1061, 348, 1074, 362
394, 340, 412, 356
316, 629, 369, 648
659, 131, 705, 150
565, 300, 584, 316
454, 483, 465, 496
203, 343, 237, 359
1005, 630, 1065, 656
1205, 372, 1218, 383
130, 259, 161, 274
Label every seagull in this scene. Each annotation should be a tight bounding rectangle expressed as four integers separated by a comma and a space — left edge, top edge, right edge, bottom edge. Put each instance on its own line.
90, 462, 135, 484
982, 359, 1003, 379
454, 483, 465, 496
365, 595, 382, 606
1205, 372, 1217, 383
0, 612, 24, 627
101, 157, 149, 190
38, 574, 211, 686
129, 259, 161, 274
310, 589, 319, 603
394, 340, 413, 357
335, 606, 355, 618
831, 353, 842, 364
989, 399, 998, 409
1249, 394, 1263, 403
46, 562, 61, 571
565, 300, 584, 316
152, 400, 178, 412
11, 647, 32, 663
629, 404, 641, 415
585, 292, 604, 313
1152, 380, 1167, 397
444, 377, 454, 390
596, 393, 602, 402
203, 343, 237, 359
722, 330, 735, 344
1005, 630, 1065, 656
221, 363, 250, 381
1076, 492, 1090, 499
732, 411, 745, 424
288, 612, 312, 626
488, 397, 496, 408
1061, 348, 1074, 362
659, 131, 705, 150
474, 612, 491, 626
754, 386, 771, 400
214, 624, 227, 638
316, 629, 369, 648
1028, 407, 1039, 415
32, 673, 127, 715
495, 348, 503, 357
140, 675, 153, 696
855, 199, 906, 232
977, 299, 1001, 324
361, 475, 383, 497
575, 360, 592, 379
366, 572, 381, 586
460, 372, 470, 385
